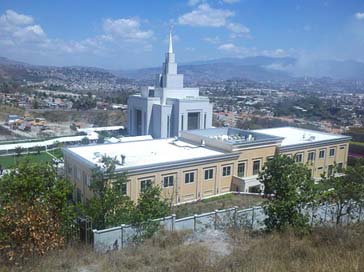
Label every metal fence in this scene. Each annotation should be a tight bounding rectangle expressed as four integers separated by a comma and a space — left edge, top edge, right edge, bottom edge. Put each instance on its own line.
93, 202, 363, 252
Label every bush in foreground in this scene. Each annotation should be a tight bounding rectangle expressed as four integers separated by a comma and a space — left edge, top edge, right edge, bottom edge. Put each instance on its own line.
0, 160, 75, 264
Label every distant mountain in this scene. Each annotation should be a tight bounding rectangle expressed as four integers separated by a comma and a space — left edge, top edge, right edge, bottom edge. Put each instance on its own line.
0, 56, 133, 91
293, 59, 364, 80
0, 56, 30, 66
116, 56, 297, 83
1, 55, 363, 88
115, 56, 364, 83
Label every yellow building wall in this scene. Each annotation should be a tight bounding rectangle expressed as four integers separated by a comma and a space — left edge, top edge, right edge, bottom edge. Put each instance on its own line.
281, 142, 349, 179
64, 141, 349, 204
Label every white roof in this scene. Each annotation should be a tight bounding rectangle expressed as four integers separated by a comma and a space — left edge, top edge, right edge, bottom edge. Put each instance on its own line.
254, 127, 347, 147
119, 135, 153, 142
0, 133, 99, 152
77, 126, 124, 133
66, 138, 226, 170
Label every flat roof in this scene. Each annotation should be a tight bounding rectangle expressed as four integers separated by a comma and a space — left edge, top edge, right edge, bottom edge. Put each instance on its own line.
254, 127, 350, 148
183, 127, 283, 147
65, 138, 230, 172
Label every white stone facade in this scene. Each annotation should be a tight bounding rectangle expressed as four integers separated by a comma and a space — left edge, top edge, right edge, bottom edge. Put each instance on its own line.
128, 32, 213, 138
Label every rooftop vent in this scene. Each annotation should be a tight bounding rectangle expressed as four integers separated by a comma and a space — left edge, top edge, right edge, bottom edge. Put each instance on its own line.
201, 139, 205, 147
120, 154, 126, 165
247, 134, 254, 141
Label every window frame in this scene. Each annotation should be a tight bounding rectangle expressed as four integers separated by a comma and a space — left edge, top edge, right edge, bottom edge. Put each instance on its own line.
140, 178, 152, 192
163, 175, 174, 188
252, 160, 261, 176
121, 182, 127, 195
319, 149, 325, 159
185, 172, 195, 184
237, 162, 246, 177
329, 148, 336, 157
204, 168, 214, 180
295, 153, 303, 163
307, 151, 316, 162
222, 165, 232, 177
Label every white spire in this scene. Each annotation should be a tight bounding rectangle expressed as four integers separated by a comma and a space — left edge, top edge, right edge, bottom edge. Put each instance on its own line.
168, 30, 173, 53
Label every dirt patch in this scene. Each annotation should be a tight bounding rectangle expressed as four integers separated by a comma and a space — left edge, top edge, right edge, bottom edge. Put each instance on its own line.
185, 229, 232, 256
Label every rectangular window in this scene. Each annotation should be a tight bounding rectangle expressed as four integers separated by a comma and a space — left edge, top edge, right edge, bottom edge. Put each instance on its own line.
337, 163, 343, 173
253, 160, 261, 175
86, 175, 91, 186
237, 162, 245, 177
329, 148, 335, 157
121, 182, 127, 195
339, 145, 345, 150
328, 165, 334, 176
67, 164, 72, 174
319, 149, 325, 159
136, 109, 142, 135
181, 115, 184, 130
295, 153, 303, 163
82, 171, 87, 185
307, 151, 315, 162
204, 113, 207, 129
187, 112, 200, 130
167, 116, 170, 137
204, 169, 214, 180
163, 175, 174, 187
140, 179, 152, 192
185, 172, 195, 184
222, 166, 231, 176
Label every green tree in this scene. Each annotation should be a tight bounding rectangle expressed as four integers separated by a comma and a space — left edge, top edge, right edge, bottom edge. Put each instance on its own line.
0, 160, 75, 263
259, 155, 315, 234
14, 146, 23, 157
83, 156, 134, 229
131, 186, 170, 240
319, 161, 364, 225
81, 137, 90, 145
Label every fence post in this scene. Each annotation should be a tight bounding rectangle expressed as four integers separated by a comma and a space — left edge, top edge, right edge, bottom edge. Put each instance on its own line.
92, 230, 98, 250
324, 203, 328, 224
346, 200, 351, 225
120, 224, 125, 249
233, 206, 238, 228
251, 207, 255, 229
194, 214, 197, 231
214, 210, 218, 230
359, 205, 362, 223
171, 214, 176, 231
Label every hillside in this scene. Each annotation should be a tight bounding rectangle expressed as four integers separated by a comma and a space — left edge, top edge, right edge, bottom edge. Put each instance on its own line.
2, 225, 364, 272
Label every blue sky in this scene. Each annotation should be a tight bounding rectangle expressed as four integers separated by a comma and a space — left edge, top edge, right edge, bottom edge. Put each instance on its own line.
0, 0, 363, 69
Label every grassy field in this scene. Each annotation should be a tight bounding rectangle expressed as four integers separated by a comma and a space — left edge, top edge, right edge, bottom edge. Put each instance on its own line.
3, 224, 364, 272
0, 150, 60, 169
172, 193, 263, 219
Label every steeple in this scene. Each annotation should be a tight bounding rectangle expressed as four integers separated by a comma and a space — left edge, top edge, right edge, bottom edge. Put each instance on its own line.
168, 30, 173, 53
155, 29, 184, 91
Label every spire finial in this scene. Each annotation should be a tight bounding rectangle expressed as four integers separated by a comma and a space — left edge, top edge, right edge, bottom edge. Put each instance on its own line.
168, 25, 173, 53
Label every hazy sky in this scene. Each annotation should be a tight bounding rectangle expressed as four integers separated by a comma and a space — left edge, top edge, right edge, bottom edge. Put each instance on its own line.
0, 0, 363, 69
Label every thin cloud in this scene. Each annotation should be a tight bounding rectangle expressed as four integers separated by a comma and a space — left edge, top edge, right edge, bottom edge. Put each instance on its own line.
355, 12, 364, 20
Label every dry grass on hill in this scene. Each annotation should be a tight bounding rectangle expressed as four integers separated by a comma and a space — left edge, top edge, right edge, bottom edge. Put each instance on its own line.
2, 225, 364, 272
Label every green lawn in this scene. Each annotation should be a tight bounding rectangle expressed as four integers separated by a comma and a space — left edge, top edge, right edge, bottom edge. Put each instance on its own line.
0, 151, 58, 169
172, 193, 264, 219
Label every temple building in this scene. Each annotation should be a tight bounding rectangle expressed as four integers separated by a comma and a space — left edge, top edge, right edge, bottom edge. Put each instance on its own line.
63, 32, 351, 204
127, 32, 213, 138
